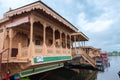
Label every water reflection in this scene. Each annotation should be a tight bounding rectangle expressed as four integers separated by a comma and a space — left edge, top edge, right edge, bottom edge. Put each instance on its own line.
30, 67, 98, 80
71, 69, 97, 80
30, 56, 120, 80
86, 71, 97, 80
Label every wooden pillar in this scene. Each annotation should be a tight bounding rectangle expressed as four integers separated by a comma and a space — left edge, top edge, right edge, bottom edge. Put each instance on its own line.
70, 35, 72, 55
53, 28, 55, 47
74, 36, 77, 54
30, 16, 33, 44
43, 23, 46, 46
29, 15, 34, 58
9, 29, 13, 58
66, 34, 67, 49
60, 31, 62, 48
70, 35, 72, 48
17, 43, 22, 59
43, 22, 46, 55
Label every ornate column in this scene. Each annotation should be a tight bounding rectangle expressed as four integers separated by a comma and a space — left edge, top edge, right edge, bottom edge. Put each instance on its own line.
53, 27, 55, 47
70, 35, 72, 55
43, 23, 46, 46
30, 16, 33, 44
60, 31, 62, 48
9, 29, 13, 58
66, 34, 67, 49
74, 36, 77, 54
43, 22, 46, 55
29, 15, 34, 58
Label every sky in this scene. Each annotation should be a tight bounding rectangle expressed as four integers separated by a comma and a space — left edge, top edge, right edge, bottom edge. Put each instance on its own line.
0, 0, 120, 52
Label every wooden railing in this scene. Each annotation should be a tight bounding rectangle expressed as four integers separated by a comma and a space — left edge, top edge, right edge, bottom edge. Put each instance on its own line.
56, 48, 61, 54
17, 43, 71, 59
17, 43, 29, 59
79, 49, 96, 67
0, 48, 9, 61
34, 45, 71, 57
47, 47, 54, 54
21, 47, 28, 58
62, 49, 66, 54
34, 45, 43, 57
72, 48, 96, 68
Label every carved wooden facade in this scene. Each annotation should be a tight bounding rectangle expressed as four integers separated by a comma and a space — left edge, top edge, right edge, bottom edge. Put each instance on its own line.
0, 1, 88, 78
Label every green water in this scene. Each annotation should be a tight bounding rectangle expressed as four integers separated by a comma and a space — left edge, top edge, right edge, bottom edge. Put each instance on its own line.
30, 56, 120, 80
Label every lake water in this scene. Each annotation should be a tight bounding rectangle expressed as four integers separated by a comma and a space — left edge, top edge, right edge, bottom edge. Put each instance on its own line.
30, 56, 120, 80
97, 56, 120, 80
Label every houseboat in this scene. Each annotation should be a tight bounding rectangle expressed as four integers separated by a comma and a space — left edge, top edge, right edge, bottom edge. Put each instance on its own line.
71, 46, 101, 68
0, 1, 89, 79
100, 51, 110, 67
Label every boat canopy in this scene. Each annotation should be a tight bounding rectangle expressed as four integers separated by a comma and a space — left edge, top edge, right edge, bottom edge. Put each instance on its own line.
71, 32, 89, 41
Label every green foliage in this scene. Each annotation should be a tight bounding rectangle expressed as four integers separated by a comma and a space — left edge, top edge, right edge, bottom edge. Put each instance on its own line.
108, 51, 120, 56
20, 77, 30, 80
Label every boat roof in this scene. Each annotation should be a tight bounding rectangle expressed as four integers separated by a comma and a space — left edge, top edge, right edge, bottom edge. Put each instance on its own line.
1, 1, 78, 32
0, 1, 89, 41
71, 32, 89, 41
75, 46, 101, 50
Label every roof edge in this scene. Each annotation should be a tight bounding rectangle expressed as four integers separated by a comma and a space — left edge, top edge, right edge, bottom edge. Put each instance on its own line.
4, 1, 78, 32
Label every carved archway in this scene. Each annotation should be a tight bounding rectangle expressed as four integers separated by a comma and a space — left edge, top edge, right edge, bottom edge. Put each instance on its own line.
62, 32, 66, 48
67, 35, 70, 49
55, 30, 60, 48
33, 22, 44, 46
45, 26, 53, 47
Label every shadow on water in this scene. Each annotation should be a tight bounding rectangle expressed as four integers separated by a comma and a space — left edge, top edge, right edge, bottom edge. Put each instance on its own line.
29, 68, 98, 80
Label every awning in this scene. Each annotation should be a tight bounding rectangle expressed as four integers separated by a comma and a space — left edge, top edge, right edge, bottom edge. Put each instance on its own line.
0, 18, 9, 24
6, 16, 29, 28
71, 32, 89, 41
